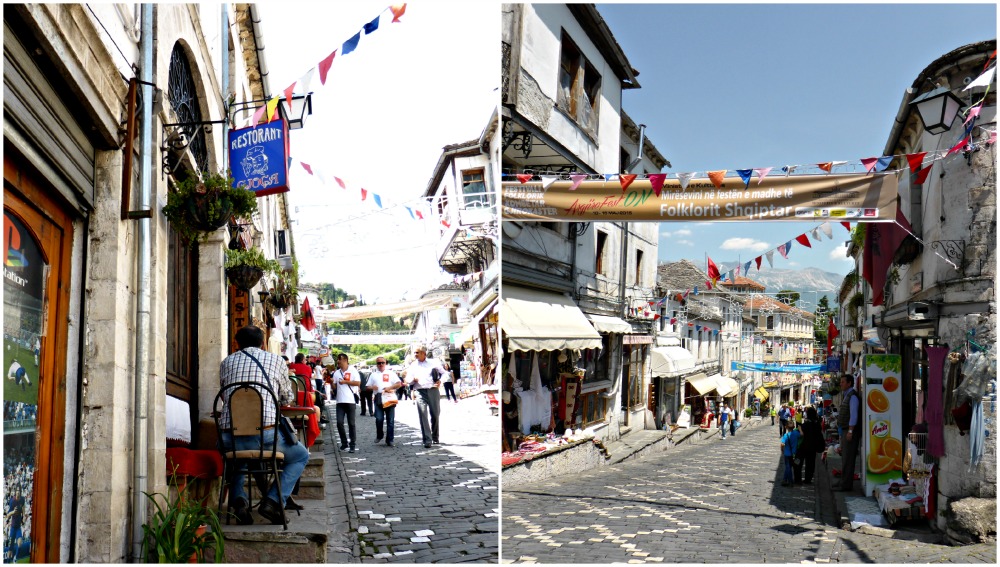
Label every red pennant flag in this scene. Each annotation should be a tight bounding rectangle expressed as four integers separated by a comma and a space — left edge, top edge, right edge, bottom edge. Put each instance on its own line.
653, 314, 661, 320
619, 174, 637, 192
334, 176, 346, 189
860, 157, 879, 173
361, 188, 368, 201
817, 162, 833, 173
300, 162, 313, 175
415, 210, 424, 220
516, 174, 533, 184
318, 50, 337, 85
283, 83, 296, 113
841, 221, 851, 231
947, 135, 970, 157
795, 233, 812, 248
913, 166, 933, 185
390, 4, 407, 22
755, 256, 762, 270
706, 256, 721, 283
648, 173, 667, 197
905, 152, 927, 172
707, 170, 726, 189
441, 220, 450, 228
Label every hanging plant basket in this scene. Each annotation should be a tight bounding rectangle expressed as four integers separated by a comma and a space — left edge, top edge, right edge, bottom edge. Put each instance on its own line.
187, 193, 234, 232
225, 265, 264, 291
163, 171, 257, 245
270, 293, 292, 309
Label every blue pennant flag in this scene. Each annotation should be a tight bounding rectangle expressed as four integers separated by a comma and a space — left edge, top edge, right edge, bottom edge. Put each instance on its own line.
693, 286, 699, 296
875, 156, 893, 172
364, 15, 380, 35
373, 194, 382, 208
736, 169, 753, 189
342, 32, 362, 55
405, 206, 414, 220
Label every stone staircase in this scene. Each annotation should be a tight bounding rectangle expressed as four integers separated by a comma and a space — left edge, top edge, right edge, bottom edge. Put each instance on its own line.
219, 435, 332, 562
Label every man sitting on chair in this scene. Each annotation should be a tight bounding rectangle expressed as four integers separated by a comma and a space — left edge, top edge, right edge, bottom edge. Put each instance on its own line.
219, 325, 310, 525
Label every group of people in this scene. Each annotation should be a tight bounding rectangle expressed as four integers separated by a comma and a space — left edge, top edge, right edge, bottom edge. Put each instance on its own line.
716, 402, 739, 439
217, 325, 455, 526
3, 449, 33, 563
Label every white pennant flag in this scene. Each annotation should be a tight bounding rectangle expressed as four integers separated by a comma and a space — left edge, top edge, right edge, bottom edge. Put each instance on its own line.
765, 250, 774, 268
298, 67, 317, 95
811, 228, 822, 241
963, 67, 996, 91
676, 172, 696, 190
820, 222, 833, 239
753, 167, 773, 185
540, 176, 558, 189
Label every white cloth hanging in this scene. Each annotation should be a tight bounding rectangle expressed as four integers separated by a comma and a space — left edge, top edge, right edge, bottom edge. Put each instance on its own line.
267, 328, 283, 356
530, 353, 552, 430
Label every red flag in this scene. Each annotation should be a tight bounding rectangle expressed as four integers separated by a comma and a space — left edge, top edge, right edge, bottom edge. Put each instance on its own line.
707, 170, 726, 189
913, 166, 933, 185
817, 162, 833, 173
300, 162, 313, 175
827, 318, 839, 356
390, 4, 407, 22
516, 174, 533, 184
415, 211, 424, 220
441, 220, 450, 228
653, 314, 661, 320
946, 135, 970, 157
619, 174, 637, 192
860, 157, 879, 173
334, 176, 346, 189
361, 188, 368, 201
863, 207, 913, 307
301, 297, 316, 332
706, 256, 721, 283
283, 83, 296, 113
648, 173, 667, 197
905, 152, 927, 172
841, 221, 851, 231
318, 50, 337, 85
795, 233, 812, 248
755, 256, 762, 270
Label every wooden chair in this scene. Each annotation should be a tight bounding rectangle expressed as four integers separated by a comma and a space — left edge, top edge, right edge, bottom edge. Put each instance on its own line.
213, 381, 287, 530
283, 375, 314, 445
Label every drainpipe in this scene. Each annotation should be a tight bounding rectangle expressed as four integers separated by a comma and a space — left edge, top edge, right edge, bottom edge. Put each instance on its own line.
221, 5, 229, 172
248, 4, 271, 97
131, 3, 154, 561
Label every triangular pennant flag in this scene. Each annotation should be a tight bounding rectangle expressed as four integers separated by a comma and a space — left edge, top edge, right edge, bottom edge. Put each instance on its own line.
569, 174, 586, 191
693, 286, 699, 295
778, 241, 791, 259
540, 176, 558, 189
817, 162, 833, 173
653, 314, 661, 320
946, 135, 970, 157
820, 222, 833, 239
963, 105, 982, 126
782, 165, 798, 176
318, 50, 337, 85
283, 82, 296, 113
516, 174, 533, 184
811, 228, 822, 241
736, 169, 753, 189
334, 177, 346, 189
755, 256, 762, 270
734, 264, 741, 277
603, 173, 617, 183
342, 32, 362, 56
251, 104, 266, 127
619, 174, 637, 192
707, 170, 726, 189
676, 172, 696, 190
390, 4, 407, 23
875, 156, 892, 172
765, 250, 774, 268
415, 210, 424, 220
363, 15, 380, 34
405, 206, 414, 220
841, 221, 851, 231
648, 173, 667, 197
441, 219, 450, 229
300, 162, 313, 175
795, 234, 812, 248
743, 260, 752, 275
990, 130, 998, 145
906, 152, 927, 172
913, 165, 933, 185
696, 325, 702, 332
670, 318, 676, 325
754, 167, 772, 185
704, 280, 713, 290
962, 66, 995, 91
361, 188, 368, 201
373, 194, 382, 208
265, 96, 280, 122
860, 157, 879, 173
298, 68, 316, 94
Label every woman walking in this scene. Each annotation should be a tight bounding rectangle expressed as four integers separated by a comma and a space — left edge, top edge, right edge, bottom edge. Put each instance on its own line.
799, 406, 825, 484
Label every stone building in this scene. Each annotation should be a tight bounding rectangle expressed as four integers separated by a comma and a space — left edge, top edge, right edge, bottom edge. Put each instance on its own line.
3, 4, 296, 561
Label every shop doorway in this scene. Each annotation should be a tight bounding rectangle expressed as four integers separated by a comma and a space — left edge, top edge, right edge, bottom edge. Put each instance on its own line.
4, 154, 75, 563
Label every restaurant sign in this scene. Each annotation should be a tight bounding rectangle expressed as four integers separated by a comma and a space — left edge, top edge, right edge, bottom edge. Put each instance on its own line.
502, 172, 899, 222
228, 118, 290, 197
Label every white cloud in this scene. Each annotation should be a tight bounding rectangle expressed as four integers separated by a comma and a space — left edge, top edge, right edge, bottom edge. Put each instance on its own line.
660, 228, 693, 239
676, 239, 694, 246
829, 248, 853, 262
720, 237, 770, 252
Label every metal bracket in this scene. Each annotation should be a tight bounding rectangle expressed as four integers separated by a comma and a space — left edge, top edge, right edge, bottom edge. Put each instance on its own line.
930, 239, 965, 274
160, 120, 227, 177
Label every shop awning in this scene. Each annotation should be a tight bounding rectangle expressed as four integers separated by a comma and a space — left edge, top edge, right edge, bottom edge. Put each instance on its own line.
500, 286, 602, 352
650, 346, 695, 377
754, 386, 770, 401
458, 298, 497, 343
685, 373, 716, 395
585, 313, 632, 334
709, 374, 740, 397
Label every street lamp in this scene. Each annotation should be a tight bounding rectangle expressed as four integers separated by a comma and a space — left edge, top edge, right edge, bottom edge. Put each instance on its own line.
909, 86, 965, 135
278, 93, 313, 130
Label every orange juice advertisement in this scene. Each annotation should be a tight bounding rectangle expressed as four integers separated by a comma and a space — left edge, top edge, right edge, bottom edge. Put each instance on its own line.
862, 354, 903, 494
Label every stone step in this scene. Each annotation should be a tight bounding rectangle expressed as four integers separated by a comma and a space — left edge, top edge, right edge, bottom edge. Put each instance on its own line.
220, 496, 328, 563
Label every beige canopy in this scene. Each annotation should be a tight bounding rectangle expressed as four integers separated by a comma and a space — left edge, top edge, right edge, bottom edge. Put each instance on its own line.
501, 286, 602, 352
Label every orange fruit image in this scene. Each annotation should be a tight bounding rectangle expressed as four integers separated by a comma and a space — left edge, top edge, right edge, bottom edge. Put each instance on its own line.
867, 389, 889, 413
883, 377, 899, 393
880, 437, 903, 465
868, 453, 894, 474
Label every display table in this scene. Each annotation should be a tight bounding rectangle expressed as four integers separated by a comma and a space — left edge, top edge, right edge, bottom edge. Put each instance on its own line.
873, 482, 926, 525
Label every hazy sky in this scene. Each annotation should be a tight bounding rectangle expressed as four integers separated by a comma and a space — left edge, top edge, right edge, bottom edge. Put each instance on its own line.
257, 2, 498, 303
598, 2, 997, 276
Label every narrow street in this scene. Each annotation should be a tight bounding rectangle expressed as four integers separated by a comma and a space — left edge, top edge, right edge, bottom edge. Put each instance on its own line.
501, 421, 994, 564
325, 393, 499, 563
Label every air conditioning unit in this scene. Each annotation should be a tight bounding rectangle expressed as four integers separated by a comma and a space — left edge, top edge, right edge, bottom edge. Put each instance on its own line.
907, 301, 937, 321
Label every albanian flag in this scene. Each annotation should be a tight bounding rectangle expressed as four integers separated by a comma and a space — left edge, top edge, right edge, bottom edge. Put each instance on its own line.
300, 296, 316, 332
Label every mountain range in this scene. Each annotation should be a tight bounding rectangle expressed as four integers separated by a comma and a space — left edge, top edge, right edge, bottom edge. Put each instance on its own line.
690, 259, 847, 299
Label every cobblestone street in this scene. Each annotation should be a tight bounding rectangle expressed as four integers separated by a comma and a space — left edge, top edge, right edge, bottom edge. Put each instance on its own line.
326, 394, 499, 563
501, 421, 995, 564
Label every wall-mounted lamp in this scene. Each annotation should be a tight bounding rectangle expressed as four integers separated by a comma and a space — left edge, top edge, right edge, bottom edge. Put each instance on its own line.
229, 93, 313, 131
909, 86, 965, 135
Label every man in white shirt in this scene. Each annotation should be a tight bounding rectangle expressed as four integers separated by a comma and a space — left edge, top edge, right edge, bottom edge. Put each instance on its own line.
367, 357, 403, 446
331, 353, 362, 452
402, 345, 444, 448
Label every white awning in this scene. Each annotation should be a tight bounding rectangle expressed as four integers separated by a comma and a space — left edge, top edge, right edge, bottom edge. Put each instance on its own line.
458, 299, 497, 343
684, 373, 717, 395
650, 346, 695, 377
586, 314, 633, 334
500, 286, 602, 352
710, 374, 740, 397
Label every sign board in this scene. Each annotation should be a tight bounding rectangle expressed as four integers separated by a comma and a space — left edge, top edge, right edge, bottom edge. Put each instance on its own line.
862, 354, 903, 495
502, 173, 898, 222
826, 355, 841, 373
732, 361, 822, 373
228, 119, 290, 197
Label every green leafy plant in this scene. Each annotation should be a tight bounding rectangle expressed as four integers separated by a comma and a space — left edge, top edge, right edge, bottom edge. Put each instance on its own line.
140, 483, 224, 563
225, 247, 280, 291
163, 170, 258, 245
271, 259, 300, 309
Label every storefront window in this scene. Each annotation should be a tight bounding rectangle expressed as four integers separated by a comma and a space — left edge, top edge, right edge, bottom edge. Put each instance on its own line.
581, 335, 611, 384
622, 345, 647, 410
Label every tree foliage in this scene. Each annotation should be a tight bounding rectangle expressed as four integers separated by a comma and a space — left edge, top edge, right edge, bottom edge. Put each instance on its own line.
776, 290, 800, 306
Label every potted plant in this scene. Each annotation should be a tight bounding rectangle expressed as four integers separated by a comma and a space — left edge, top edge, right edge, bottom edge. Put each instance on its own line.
140, 483, 224, 563
163, 170, 258, 244
270, 259, 300, 309
224, 247, 280, 291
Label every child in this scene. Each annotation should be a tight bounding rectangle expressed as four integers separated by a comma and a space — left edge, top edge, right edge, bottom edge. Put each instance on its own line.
780, 421, 800, 487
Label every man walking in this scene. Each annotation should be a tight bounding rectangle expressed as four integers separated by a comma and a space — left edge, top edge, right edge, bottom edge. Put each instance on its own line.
778, 403, 791, 439
358, 366, 375, 416
367, 357, 403, 446
834, 374, 861, 491
219, 325, 310, 525
770, 405, 777, 426
719, 402, 729, 439
331, 353, 362, 453
403, 345, 444, 448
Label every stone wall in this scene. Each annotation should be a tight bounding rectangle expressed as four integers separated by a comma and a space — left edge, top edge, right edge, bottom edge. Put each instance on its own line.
936, 400, 997, 531
501, 439, 608, 485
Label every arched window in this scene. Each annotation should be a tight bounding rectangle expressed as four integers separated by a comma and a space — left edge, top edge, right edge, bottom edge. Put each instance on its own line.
167, 43, 208, 172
